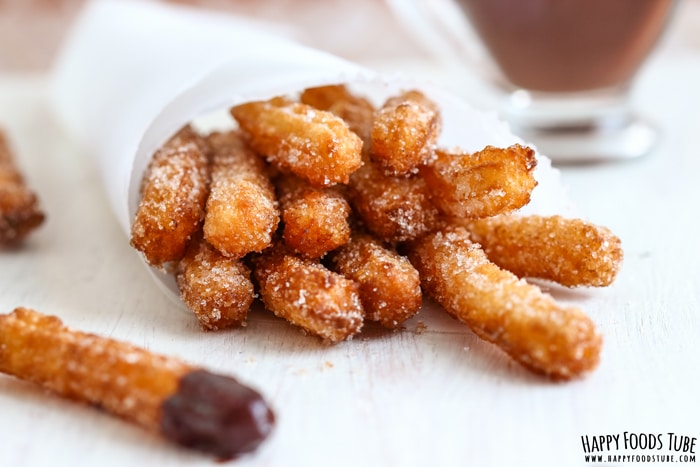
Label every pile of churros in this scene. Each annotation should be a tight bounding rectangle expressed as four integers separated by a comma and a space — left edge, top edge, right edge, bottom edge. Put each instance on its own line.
129, 84, 623, 380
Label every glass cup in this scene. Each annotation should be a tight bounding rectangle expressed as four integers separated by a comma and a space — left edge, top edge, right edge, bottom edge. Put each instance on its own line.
387, 0, 678, 163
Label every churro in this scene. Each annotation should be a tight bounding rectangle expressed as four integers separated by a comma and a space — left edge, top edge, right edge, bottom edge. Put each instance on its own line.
176, 234, 255, 330
251, 245, 364, 342
130, 126, 210, 267
0, 130, 44, 244
203, 130, 278, 258
231, 97, 363, 187
276, 174, 351, 259
371, 90, 440, 176
420, 144, 537, 218
0, 308, 274, 459
347, 161, 440, 242
407, 227, 602, 379
464, 214, 623, 287
330, 233, 422, 328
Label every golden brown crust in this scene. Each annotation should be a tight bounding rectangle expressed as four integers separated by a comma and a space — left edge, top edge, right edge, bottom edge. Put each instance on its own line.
231, 97, 363, 187
464, 214, 624, 287
0, 307, 193, 430
420, 144, 537, 218
300, 84, 376, 144
0, 130, 45, 244
203, 130, 278, 258
330, 234, 422, 328
370, 90, 440, 176
347, 161, 440, 243
176, 235, 255, 330
251, 245, 364, 342
407, 227, 602, 379
276, 174, 351, 259
130, 126, 210, 267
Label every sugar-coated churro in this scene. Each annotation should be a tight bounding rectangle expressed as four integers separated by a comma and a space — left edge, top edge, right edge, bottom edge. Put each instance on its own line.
0, 308, 274, 459
130, 126, 210, 267
464, 214, 623, 287
407, 227, 602, 379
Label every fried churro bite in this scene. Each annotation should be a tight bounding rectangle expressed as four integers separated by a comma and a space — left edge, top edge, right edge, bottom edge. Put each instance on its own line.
330, 233, 422, 329
0, 130, 45, 244
370, 90, 441, 176
176, 234, 255, 330
203, 130, 278, 258
347, 161, 440, 243
464, 214, 623, 287
130, 125, 210, 267
276, 174, 351, 259
300, 84, 376, 144
0, 308, 274, 459
231, 97, 363, 187
420, 144, 537, 219
251, 245, 364, 343
407, 227, 602, 380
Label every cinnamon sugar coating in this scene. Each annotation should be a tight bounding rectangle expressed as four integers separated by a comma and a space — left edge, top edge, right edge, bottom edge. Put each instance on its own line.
370, 90, 440, 176
0, 130, 44, 244
420, 144, 537, 218
231, 97, 363, 187
407, 227, 602, 380
464, 214, 624, 287
251, 245, 363, 342
177, 235, 255, 330
203, 130, 278, 258
276, 174, 351, 259
130, 126, 210, 267
347, 160, 440, 242
330, 234, 422, 328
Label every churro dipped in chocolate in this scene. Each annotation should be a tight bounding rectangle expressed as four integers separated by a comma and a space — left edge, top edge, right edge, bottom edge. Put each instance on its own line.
0, 130, 44, 244
0, 308, 274, 459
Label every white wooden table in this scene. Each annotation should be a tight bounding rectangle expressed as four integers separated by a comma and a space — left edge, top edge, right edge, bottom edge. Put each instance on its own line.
1, 14, 699, 467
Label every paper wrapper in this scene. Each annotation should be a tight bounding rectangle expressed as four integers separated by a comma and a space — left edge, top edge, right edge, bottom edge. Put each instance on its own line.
49, 0, 573, 305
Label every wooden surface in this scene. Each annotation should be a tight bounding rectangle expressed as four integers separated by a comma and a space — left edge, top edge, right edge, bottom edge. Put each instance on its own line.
1, 3, 700, 467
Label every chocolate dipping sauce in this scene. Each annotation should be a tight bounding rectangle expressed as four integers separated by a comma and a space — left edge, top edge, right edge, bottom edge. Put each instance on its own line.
455, 0, 675, 92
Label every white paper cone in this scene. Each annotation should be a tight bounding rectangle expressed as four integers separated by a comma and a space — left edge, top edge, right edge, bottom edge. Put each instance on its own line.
49, 0, 573, 305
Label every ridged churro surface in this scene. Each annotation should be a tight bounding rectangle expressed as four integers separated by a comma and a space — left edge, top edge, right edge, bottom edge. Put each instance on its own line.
252, 245, 364, 342
203, 130, 278, 258
371, 90, 440, 176
465, 214, 623, 287
232, 97, 362, 187
0, 308, 193, 429
130, 126, 210, 266
407, 227, 602, 379
331, 234, 422, 328
420, 145, 537, 219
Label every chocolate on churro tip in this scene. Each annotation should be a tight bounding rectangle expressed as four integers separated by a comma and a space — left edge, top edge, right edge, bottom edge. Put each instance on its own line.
0, 308, 274, 459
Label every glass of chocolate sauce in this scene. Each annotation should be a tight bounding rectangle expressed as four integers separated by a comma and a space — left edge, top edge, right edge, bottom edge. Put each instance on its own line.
390, 0, 677, 162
